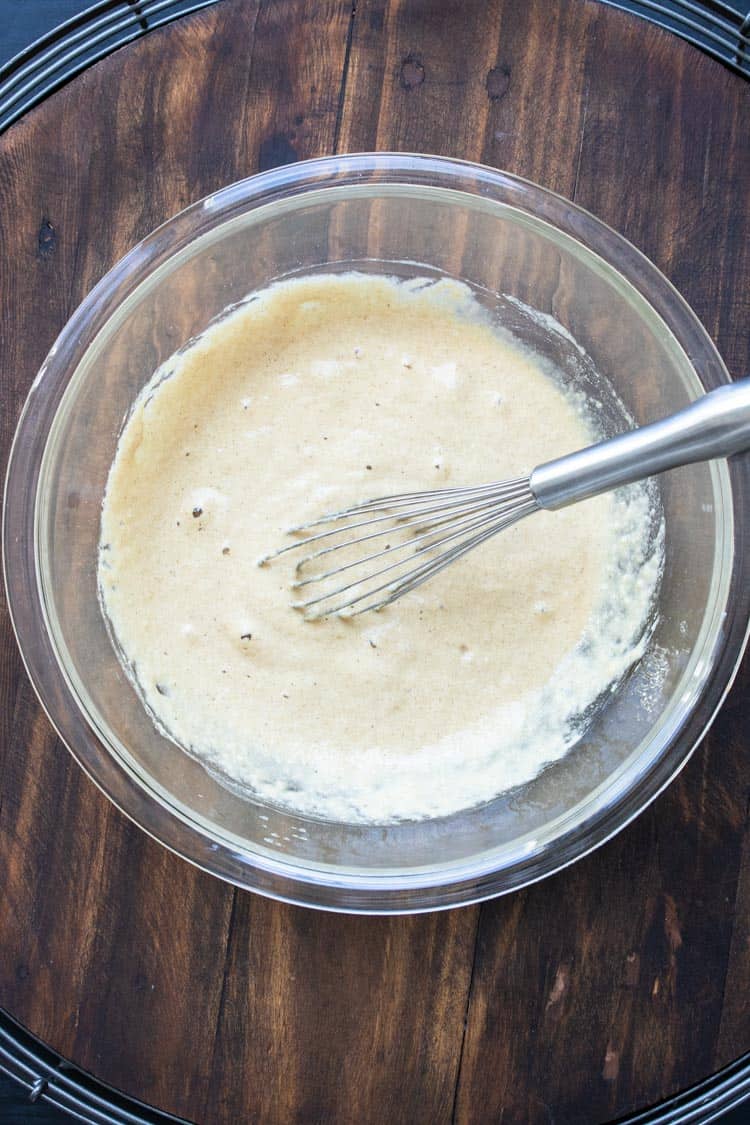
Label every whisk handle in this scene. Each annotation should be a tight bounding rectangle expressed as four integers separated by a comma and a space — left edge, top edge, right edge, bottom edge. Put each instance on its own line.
530, 378, 750, 510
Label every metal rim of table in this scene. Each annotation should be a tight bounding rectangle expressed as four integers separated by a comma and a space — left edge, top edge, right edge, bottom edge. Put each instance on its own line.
1, 0, 749, 1121
0, 0, 747, 134
2, 1006, 750, 1124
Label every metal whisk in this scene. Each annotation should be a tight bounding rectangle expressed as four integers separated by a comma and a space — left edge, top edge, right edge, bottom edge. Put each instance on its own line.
267, 380, 750, 618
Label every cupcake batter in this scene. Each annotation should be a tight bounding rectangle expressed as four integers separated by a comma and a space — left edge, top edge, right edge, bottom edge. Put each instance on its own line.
99, 274, 660, 822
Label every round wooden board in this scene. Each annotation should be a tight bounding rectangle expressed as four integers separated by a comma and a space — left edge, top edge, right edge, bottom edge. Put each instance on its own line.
1, 1, 749, 1121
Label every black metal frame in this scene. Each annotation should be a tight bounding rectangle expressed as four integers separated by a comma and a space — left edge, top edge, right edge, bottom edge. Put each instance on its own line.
0, 1010, 186, 1123
600, 1, 749, 76
0, 1, 223, 133
1, 0, 748, 1120
2, 1006, 750, 1124
0, 0, 747, 133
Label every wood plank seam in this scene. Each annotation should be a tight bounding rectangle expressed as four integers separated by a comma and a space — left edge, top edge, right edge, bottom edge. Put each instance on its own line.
206, 886, 239, 1119
449, 919, 484, 1125
333, 0, 358, 153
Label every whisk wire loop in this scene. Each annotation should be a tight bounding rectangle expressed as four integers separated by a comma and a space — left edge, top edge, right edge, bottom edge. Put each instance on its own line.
275, 478, 539, 617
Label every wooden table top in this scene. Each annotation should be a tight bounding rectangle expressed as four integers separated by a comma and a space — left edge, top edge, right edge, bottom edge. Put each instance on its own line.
1, 1, 749, 1121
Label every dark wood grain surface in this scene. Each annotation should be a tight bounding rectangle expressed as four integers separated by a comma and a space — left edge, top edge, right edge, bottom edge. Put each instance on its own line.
1, 1, 749, 1122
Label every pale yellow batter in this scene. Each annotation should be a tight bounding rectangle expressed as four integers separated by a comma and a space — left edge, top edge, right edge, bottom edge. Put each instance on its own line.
99, 274, 659, 822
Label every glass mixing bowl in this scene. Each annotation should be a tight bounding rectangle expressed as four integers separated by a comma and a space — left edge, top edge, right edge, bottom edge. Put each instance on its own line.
4, 154, 749, 913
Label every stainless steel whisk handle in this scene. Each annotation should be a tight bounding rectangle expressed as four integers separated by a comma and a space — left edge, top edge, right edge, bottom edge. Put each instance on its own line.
530, 378, 750, 511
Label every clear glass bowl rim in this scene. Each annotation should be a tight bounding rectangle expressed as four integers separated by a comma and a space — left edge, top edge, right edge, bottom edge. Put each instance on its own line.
4, 152, 750, 914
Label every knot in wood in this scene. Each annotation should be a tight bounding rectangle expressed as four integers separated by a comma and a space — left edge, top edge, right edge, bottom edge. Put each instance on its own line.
486, 65, 511, 102
400, 54, 425, 90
